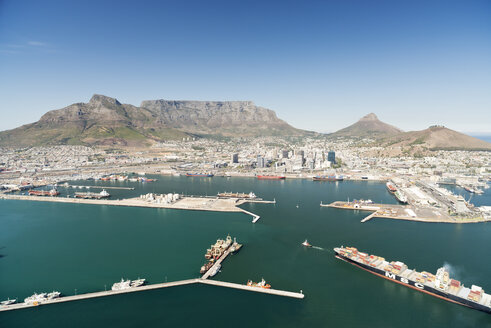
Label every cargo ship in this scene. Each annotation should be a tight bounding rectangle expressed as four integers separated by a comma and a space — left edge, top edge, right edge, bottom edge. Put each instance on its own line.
74, 189, 110, 199
185, 173, 214, 177
386, 181, 397, 193
256, 175, 285, 180
394, 190, 408, 204
334, 246, 491, 314
28, 189, 60, 197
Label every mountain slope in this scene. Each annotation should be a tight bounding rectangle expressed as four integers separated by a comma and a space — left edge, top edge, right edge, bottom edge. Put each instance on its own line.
330, 113, 402, 138
384, 126, 491, 151
0, 95, 307, 147
0, 95, 190, 147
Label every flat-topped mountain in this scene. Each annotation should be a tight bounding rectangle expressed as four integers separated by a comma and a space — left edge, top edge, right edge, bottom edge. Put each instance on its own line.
330, 113, 402, 138
384, 125, 491, 151
0, 95, 306, 147
139, 99, 302, 136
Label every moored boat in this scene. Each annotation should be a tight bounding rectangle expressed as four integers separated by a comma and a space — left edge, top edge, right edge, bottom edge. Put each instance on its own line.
186, 173, 214, 177
1, 298, 17, 306
386, 181, 397, 193
257, 175, 285, 180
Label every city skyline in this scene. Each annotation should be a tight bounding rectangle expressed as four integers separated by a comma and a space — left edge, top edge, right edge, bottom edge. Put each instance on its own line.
1, 0, 490, 134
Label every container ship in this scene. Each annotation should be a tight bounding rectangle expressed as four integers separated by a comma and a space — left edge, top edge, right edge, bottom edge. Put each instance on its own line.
334, 246, 491, 314
256, 175, 285, 180
386, 181, 397, 193
185, 173, 214, 177
28, 189, 60, 197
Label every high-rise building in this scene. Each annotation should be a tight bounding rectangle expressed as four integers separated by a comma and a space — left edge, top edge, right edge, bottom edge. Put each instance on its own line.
327, 151, 336, 164
257, 155, 265, 168
231, 153, 239, 163
282, 150, 289, 159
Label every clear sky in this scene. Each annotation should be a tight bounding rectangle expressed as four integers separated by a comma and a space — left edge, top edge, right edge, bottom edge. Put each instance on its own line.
1, 0, 490, 133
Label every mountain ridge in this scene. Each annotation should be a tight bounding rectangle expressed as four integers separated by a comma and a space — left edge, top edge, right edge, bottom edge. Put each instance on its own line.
0, 95, 307, 147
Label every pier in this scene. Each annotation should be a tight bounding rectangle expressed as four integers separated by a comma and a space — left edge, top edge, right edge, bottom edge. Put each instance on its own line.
0, 278, 303, 312
323, 201, 490, 223
0, 194, 267, 223
62, 185, 135, 190
199, 280, 304, 299
201, 247, 232, 280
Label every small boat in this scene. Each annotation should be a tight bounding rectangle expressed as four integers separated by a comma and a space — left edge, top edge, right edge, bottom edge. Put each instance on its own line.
302, 239, 312, 247
47, 291, 61, 299
130, 278, 146, 287
1, 298, 17, 306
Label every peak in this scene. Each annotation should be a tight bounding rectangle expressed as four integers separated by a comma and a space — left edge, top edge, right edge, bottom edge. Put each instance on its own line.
89, 94, 121, 106
359, 113, 378, 121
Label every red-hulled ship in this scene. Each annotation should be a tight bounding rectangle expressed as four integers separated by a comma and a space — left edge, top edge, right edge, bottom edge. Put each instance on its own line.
386, 181, 397, 193
28, 189, 60, 197
256, 175, 285, 180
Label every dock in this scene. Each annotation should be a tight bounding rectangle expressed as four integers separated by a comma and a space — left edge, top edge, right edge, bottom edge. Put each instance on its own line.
0, 278, 303, 312
201, 247, 232, 280
323, 201, 490, 224
62, 185, 135, 190
0, 194, 266, 223
199, 280, 304, 299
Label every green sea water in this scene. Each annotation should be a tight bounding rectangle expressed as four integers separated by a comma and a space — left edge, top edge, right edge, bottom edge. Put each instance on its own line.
1, 177, 490, 327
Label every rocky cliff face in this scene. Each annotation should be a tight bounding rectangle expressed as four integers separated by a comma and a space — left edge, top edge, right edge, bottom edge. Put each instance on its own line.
139, 99, 300, 136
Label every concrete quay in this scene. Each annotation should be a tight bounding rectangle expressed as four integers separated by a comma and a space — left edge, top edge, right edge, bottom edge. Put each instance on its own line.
324, 201, 491, 224
0, 278, 303, 312
0, 194, 267, 222
62, 185, 135, 190
199, 279, 304, 299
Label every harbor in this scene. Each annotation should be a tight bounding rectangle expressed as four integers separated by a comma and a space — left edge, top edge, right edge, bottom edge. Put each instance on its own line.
323, 201, 491, 223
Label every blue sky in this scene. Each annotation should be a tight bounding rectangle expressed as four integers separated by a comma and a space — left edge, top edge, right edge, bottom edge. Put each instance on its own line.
1, 0, 490, 133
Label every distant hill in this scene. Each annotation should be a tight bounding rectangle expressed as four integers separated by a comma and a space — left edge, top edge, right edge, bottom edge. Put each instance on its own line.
0, 95, 307, 147
330, 113, 402, 138
384, 125, 491, 151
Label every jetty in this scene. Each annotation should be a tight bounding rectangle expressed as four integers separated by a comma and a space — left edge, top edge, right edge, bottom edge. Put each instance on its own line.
0, 194, 268, 222
323, 201, 490, 224
63, 185, 135, 190
0, 278, 303, 312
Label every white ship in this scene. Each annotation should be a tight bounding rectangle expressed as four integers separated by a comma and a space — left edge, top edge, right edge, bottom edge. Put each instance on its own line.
47, 291, 61, 299
112, 278, 131, 291
208, 264, 221, 277
1, 298, 16, 306
130, 278, 146, 288
24, 293, 47, 304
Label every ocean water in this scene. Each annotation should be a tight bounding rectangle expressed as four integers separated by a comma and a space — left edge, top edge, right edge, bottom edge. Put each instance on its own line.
1, 177, 490, 327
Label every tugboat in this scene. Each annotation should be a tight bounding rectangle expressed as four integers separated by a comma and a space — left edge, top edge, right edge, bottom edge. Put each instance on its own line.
247, 278, 271, 289
302, 239, 312, 247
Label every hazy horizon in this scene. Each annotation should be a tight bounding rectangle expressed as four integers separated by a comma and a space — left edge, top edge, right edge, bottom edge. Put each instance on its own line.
1, 0, 490, 134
